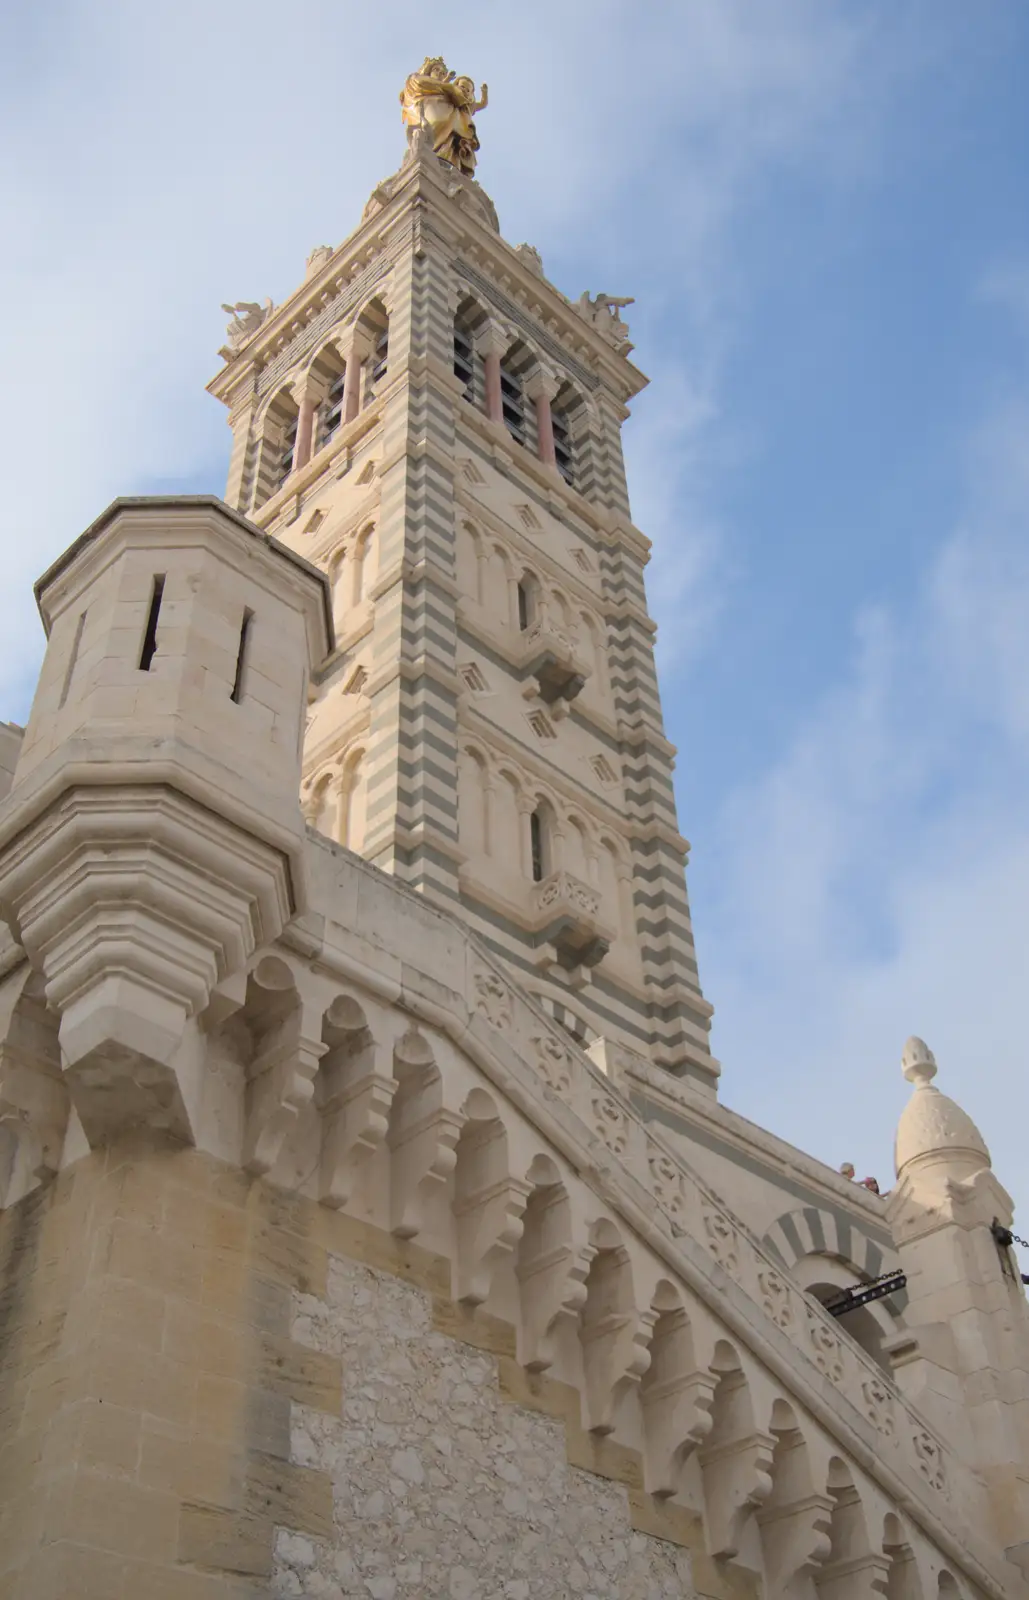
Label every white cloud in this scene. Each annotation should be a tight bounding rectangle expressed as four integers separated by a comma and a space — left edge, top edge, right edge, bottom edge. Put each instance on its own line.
702, 362, 1029, 1219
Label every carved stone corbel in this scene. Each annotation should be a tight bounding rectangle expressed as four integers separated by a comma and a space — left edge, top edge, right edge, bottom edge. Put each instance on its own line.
388, 1034, 462, 1239
318, 997, 397, 1210
453, 1110, 531, 1304
242, 958, 327, 1177
758, 1492, 834, 1597
700, 1414, 776, 1562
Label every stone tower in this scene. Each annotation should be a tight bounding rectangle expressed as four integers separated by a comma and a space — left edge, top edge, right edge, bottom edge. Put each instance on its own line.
208, 92, 716, 1094
0, 63, 1026, 1600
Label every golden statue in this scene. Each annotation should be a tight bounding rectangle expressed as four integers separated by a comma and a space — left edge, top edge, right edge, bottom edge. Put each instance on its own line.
400, 56, 488, 177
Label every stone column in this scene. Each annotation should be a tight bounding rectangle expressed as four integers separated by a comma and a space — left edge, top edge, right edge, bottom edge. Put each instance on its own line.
475, 322, 505, 426
527, 365, 560, 471
293, 390, 319, 474
341, 331, 371, 425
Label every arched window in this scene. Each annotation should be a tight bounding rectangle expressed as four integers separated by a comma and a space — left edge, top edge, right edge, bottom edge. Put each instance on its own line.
317, 369, 346, 449
253, 389, 300, 509
351, 525, 373, 605
551, 381, 587, 490
454, 297, 488, 410
498, 342, 537, 451
354, 299, 389, 408
276, 416, 298, 488
517, 571, 539, 632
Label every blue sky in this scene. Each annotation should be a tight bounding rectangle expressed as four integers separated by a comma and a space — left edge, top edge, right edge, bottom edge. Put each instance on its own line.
2, 2, 1027, 1228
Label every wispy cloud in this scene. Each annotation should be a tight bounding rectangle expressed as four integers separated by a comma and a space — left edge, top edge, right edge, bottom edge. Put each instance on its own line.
703, 292, 1029, 1209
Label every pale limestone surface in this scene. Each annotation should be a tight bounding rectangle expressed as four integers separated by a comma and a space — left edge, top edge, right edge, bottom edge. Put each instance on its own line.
277, 1256, 694, 1600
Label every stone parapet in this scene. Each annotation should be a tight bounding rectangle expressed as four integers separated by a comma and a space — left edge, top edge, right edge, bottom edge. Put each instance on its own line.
1, 826, 1015, 1597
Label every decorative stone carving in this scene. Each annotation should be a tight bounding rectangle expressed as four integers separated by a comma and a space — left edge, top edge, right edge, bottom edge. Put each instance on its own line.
641, 1301, 717, 1498
647, 1144, 686, 1221
453, 1095, 531, 1305
317, 994, 396, 1210
590, 1094, 628, 1158
861, 1375, 896, 1439
388, 1031, 463, 1240
912, 1428, 947, 1495
241, 958, 327, 1177
574, 291, 634, 349
530, 1031, 573, 1095
580, 1237, 655, 1434
758, 1267, 796, 1332
806, 1305, 846, 1384
472, 967, 511, 1031
518, 616, 589, 705
532, 871, 613, 973
703, 1204, 740, 1276
220, 298, 273, 359
514, 242, 544, 276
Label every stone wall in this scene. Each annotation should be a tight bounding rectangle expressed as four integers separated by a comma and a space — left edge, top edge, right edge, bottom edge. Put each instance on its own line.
277, 1256, 695, 1600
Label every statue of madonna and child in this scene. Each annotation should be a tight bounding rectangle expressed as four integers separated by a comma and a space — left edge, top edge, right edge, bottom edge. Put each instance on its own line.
400, 57, 488, 177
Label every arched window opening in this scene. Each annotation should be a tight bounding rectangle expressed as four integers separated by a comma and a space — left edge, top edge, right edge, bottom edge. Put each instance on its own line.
552, 407, 573, 485
317, 369, 346, 449
808, 1283, 890, 1372
517, 572, 538, 633
499, 342, 537, 452
354, 299, 389, 409
530, 807, 546, 883
454, 297, 488, 410
371, 327, 388, 385
551, 382, 586, 490
276, 415, 298, 489
501, 363, 525, 443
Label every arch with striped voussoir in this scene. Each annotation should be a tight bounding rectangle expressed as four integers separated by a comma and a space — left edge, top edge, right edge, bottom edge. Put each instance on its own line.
762, 1205, 907, 1373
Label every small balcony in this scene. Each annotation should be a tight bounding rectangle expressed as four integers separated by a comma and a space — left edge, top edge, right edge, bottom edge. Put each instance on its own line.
531, 870, 613, 971
517, 619, 589, 706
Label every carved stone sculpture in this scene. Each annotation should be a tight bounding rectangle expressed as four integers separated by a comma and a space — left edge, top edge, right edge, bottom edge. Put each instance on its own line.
575, 291, 635, 349
219, 298, 273, 358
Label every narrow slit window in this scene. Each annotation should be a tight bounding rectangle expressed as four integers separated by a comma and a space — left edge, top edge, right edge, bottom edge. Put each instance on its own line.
138, 575, 166, 671
530, 808, 546, 883
517, 579, 534, 632
58, 610, 87, 708
230, 608, 253, 704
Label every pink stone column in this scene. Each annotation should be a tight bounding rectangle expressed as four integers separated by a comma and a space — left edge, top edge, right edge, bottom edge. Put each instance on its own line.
293, 395, 318, 473
535, 388, 557, 468
483, 349, 503, 425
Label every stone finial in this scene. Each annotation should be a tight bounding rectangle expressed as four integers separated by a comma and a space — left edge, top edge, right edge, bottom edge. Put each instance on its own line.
895, 1035, 990, 1178
902, 1035, 938, 1089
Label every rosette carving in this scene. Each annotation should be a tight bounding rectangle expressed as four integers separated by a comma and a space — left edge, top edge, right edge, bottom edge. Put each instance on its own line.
861, 1375, 896, 1439
473, 967, 511, 1030
806, 1306, 845, 1382
702, 1205, 739, 1275
531, 1032, 573, 1095
758, 1267, 795, 1331
913, 1428, 947, 1495
591, 1094, 628, 1157
647, 1144, 686, 1220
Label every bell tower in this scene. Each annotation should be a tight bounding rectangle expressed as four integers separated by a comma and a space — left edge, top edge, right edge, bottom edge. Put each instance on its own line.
207, 60, 718, 1092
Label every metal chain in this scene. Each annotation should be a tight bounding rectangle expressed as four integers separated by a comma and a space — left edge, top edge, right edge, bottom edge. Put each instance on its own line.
1011, 1232, 1029, 1250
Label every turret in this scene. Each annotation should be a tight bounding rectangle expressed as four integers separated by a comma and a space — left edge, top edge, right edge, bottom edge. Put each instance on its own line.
0, 496, 331, 1149
888, 1036, 1029, 1567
